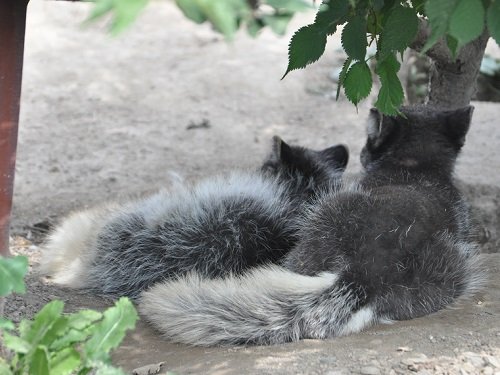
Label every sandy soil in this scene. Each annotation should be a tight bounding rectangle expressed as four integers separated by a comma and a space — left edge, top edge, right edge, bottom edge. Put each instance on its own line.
4, 0, 500, 373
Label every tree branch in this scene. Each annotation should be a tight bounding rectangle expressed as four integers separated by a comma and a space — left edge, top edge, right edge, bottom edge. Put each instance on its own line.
410, 19, 453, 65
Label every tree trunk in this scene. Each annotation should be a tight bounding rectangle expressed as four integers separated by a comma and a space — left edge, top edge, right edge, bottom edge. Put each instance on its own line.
411, 21, 490, 110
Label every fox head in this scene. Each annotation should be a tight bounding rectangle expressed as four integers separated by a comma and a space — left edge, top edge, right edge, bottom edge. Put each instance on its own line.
361, 106, 473, 175
261, 136, 349, 195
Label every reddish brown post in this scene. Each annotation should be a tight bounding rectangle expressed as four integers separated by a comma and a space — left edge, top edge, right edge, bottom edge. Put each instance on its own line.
0, 0, 29, 257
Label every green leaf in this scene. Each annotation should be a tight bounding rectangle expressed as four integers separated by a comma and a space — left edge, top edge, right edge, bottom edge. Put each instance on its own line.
487, 0, 500, 47
336, 56, 352, 99
25, 301, 65, 346
3, 332, 31, 354
50, 309, 102, 351
422, 0, 457, 53
315, 0, 350, 34
341, 15, 367, 61
375, 54, 404, 115
196, 0, 250, 40
67, 309, 103, 331
0, 318, 14, 331
448, 0, 485, 51
247, 18, 264, 37
262, 13, 294, 35
50, 348, 81, 375
175, 0, 207, 24
83, 298, 138, 362
86, 0, 114, 23
18, 319, 32, 339
109, 0, 149, 36
86, 0, 149, 35
343, 61, 372, 105
0, 256, 28, 296
30, 346, 50, 375
265, 0, 313, 12
380, 5, 419, 54
283, 24, 328, 78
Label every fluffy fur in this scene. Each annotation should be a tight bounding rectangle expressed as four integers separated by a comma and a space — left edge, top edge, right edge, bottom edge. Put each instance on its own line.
40, 137, 348, 299
139, 106, 486, 346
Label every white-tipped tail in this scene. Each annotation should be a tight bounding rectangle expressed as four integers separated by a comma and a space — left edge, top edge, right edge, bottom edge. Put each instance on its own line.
39, 206, 114, 287
139, 265, 375, 346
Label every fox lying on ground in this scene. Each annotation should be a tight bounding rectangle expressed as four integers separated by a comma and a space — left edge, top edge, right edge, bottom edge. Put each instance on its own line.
40, 137, 349, 300
139, 106, 486, 346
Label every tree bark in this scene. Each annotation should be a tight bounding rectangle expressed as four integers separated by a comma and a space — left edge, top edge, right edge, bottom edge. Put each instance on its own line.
411, 20, 490, 110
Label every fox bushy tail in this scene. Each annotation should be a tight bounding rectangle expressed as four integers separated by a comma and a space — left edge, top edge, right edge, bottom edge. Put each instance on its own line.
139, 234, 485, 347
139, 265, 377, 346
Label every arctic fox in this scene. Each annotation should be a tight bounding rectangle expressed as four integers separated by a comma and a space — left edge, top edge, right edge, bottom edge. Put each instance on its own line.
40, 136, 349, 299
140, 106, 486, 346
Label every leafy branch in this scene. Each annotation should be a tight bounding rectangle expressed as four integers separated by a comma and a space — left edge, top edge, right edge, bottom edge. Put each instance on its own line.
284, 0, 498, 114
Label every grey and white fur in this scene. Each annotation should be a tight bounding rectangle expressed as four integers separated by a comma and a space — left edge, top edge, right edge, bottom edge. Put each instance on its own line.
40, 137, 349, 300
140, 106, 486, 346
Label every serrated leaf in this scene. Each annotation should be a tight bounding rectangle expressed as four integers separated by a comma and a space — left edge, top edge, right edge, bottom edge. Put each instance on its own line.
448, 0, 485, 51
3, 332, 31, 354
422, 0, 457, 53
83, 298, 138, 362
175, 0, 207, 24
487, 0, 500, 47
68, 309, 103, 331
0, 318, 14, 331
336, 56, 353, 99
265, 0, 313, 12
283, 24, 328, 78
343, 61, 372, 105
375, 54, 404, 115
380, 5, 418, 54
342, 15, 367, 61
50, 328, 94, 352
262, 13, 294, 35
50, 348, 81, 375
25, 300, 65, 346
30, 346, 50, 375
0, 256, 28, 296
315, 0, 350, 34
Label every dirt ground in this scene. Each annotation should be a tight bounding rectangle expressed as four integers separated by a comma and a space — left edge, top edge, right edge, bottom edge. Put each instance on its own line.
4, 0, 500, 373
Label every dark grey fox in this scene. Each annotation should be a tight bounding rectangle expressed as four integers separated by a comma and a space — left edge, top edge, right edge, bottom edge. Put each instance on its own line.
40, 137, 349, 300
140, 106, 486, 346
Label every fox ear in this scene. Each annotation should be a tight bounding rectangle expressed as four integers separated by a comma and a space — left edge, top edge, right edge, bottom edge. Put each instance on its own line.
271, 135, 294, 164
442, 106, 473, 148
320, 144, 349, 170
366, 108, 398, 150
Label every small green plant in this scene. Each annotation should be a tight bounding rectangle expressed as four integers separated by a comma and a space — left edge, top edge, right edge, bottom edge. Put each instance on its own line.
0, 256, 138, 375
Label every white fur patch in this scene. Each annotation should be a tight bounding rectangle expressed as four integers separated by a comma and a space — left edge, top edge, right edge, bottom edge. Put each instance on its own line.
339, 306, 374, 335
39, 205, 117, 287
